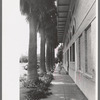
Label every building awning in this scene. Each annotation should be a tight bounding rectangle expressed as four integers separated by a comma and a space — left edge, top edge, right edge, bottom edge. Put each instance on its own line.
57, 0, 71, 43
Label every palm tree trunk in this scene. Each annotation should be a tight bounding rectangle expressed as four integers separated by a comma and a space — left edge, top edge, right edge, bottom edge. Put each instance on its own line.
28, 16, 38, 81
50, 44, 55, 71
52, 46, 55, 70
46, 38, 51, 72
53, 48, 55, 66
40, 29, 46, 74
50, 44, 53, 71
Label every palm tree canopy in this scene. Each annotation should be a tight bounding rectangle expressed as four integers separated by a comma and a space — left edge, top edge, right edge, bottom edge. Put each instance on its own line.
45, 10, 58, 48
20, 0, 56, 21
20, 0, 58, 48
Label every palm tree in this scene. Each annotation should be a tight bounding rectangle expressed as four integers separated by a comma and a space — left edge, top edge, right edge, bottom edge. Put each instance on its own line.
46, 29, 58, 72
20, 0, 57, 81
38, 4, 57, 74
45, 12, 58, 72
39, 27, 46, 74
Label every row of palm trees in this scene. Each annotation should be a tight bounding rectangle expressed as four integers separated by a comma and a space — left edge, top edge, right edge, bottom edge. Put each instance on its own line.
20, 0, 58, 82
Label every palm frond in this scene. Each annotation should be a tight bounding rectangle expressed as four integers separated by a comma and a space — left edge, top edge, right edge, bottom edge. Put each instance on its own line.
20, 0, 58, 46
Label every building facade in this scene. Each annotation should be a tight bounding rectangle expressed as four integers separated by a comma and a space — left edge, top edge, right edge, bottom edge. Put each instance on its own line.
63, 0, 96, 100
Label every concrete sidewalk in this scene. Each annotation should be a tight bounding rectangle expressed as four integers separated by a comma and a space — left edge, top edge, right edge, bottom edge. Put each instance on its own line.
41, 69, 88, 100
20, 68, 88, 100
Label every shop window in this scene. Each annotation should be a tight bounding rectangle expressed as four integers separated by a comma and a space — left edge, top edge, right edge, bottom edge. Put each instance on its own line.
79, 34, 82, 70
85, 25, 91, 74
67, 49, 69, 63
70, 43, 75, 62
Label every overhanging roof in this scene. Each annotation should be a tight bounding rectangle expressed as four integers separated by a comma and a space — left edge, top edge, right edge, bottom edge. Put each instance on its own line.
57, 0, 71, 43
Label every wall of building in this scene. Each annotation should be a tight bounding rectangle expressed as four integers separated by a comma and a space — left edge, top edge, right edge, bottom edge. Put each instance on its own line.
63, 0, 96, 100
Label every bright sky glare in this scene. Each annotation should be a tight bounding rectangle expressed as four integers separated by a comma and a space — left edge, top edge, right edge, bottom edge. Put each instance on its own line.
2, 0, 40, 100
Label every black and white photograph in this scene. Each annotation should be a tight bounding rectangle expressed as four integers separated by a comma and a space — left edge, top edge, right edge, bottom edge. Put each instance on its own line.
2, 0, 98, 100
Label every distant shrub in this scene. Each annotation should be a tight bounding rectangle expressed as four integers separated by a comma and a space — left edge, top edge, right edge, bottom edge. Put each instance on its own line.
19, 55, 28, 63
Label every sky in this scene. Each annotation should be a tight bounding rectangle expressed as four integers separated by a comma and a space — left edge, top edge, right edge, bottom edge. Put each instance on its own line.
2, 0, 40, 100
3, 0, 40, 57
